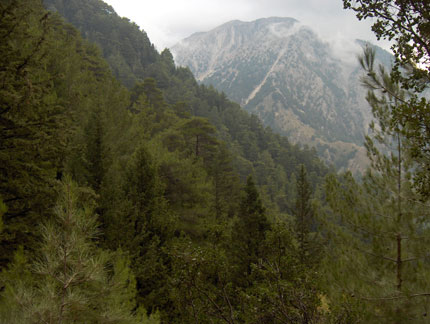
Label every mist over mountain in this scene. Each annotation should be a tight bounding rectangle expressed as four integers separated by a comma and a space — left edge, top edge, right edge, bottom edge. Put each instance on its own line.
172, 17, 393, 172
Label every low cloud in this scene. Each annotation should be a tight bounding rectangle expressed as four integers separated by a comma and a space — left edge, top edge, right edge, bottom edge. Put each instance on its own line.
104, 0, 390, 52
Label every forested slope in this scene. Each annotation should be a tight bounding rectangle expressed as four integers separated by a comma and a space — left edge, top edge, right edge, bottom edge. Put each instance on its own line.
3, 0, 429, 322
0, 0, 330, 322
43, 0, 331, 191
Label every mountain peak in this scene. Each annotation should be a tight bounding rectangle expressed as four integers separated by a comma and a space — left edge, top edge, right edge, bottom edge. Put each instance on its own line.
184, 17, 301, 43
215, 17, 300, 34
226, 17, 298, 25
172, 17, 317, 83
253, 16, 299, 24
172, 18, 390, 172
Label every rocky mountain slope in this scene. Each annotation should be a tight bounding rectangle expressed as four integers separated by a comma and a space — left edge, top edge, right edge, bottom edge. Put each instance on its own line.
172, 17, 393, 172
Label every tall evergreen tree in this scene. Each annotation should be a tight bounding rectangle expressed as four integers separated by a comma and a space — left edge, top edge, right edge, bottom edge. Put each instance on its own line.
231, 176, 270, 285
343, 0, 430, 197
295, 164, 314, 262
324, 48, 430, 323
243, 223, 323, 324
103, 144, 173, 315
180, 116, 219, 160
0, 199, 5, 233
210, 144, 240, 220
169, 238, 238, 324
0, 0, 67, 268
83, 107, 106, 192
0, 177, 152, 323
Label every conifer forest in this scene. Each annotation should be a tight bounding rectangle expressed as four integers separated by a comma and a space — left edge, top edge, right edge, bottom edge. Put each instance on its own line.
1, 0, 429, 323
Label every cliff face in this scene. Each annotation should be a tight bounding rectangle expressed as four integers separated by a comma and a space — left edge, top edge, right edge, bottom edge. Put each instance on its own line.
172, 17, 392, 172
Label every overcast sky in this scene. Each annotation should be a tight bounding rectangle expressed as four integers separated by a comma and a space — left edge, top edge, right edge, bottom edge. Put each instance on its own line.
103, 0, 390, 53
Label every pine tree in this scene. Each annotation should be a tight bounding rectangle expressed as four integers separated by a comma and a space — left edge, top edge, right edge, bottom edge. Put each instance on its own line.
231, 176, 270, 285
83, 107, 106, 192
169, 238, 238, 324
180, 116, 219, 161
209, 144, 240, 220
324, 48, 430, 323
343, 0, 430, 197
243, 223, 322, 324
0, 177, 148, 323
103, 144, 173, 315
0, 199, 5, 234
130, 78, 165, 110
0, 0, 66, 268
294, 164, 317, 266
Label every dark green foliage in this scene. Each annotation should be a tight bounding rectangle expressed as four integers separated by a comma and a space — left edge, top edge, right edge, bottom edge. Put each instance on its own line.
295, 165, 312, 241
83, 108, 105, 191
0, 199, 5, 233
231, 176, 270, 284
0, 0, 68, 268
0, 0, 134, 269
169, 222, 324, 324
180, 116, 219, 160
294, 164, 319, 266
131, 78, 165, 110
1, 1, 155, 320
209, 144, 241, 219
43, 0, 158, 88
103, 144, 173, 313
0, 177, 149, 323
243, 224, 323, 323
169, 238, 238, 324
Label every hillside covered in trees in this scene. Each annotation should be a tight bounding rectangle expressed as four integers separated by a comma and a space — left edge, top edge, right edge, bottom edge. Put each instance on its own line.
1, 0, 430, 323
